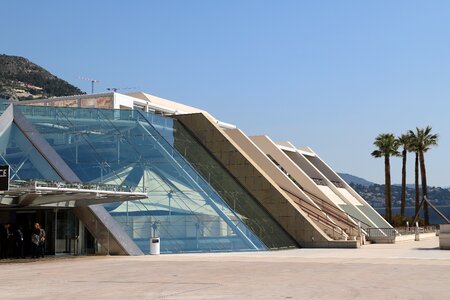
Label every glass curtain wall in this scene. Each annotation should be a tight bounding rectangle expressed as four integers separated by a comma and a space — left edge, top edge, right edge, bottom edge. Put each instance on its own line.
0, 118, 81, 256
141, 112, 298, 249
0, 123, 61, 181
15, 105, 266, 253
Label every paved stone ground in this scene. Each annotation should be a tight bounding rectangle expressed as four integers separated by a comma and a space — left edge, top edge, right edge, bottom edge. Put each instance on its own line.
0, 236, 449, 299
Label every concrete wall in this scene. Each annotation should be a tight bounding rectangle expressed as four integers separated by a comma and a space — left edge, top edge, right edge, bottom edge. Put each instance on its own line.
299, 150, 392, 229
175, 113, 357, 248
18, 94, 114, 109
278, 146, 381, 228
248, 135, 361, 237
226, 129, 350, 241
251, 136, 345, 208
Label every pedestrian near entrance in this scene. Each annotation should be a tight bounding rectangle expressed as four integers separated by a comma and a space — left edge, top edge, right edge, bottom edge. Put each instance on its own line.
0, 224, 6, 259
15, 226, 25, 259
31, 226, 40, 258
31, 223, 46, 258
0, 223, 13, 259
38, 224, 46, 258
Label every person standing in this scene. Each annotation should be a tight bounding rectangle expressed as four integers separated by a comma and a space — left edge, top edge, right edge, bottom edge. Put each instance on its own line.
15, 226, 25, 259
0, 223, 7, 259
0, 223, 13, 259
34, 223, 46, 258
31, 224, 40, 258
39, 224, 46, 258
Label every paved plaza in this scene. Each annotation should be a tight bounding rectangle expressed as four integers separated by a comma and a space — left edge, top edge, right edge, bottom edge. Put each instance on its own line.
0, 236, 449, 299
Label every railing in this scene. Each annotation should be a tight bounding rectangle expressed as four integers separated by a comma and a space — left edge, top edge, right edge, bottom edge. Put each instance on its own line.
331, 180, 346, 188
303, 190, 372, 229
310, 177, 327, 186
367, 226, 436, 238
297, 200, 348, 239
367, 227, 397, 238
8, 179, 143, 195
280, 187, 358, 239
395, 226, 437, 235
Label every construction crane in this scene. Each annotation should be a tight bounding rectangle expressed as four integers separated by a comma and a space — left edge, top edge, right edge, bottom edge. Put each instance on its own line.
106, 87, 137, 92
79, 76, 100, 94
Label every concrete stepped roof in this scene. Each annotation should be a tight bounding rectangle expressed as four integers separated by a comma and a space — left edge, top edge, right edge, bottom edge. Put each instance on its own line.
126, 92, 205, 114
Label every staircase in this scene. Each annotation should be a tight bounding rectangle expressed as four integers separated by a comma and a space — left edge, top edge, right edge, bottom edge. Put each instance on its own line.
281, 188, 360, 241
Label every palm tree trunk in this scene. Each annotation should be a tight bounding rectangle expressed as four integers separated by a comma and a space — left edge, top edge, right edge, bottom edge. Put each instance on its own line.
400, 148, 407, 219
415, 152, 420, 218
419, 150, 429, 225
384, 155, 392, 223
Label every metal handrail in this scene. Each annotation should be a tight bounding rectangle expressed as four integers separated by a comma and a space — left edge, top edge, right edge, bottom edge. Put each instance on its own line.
395, 226, 437, 235
280, 188, 356, 238
302, 189, 372, 228
367, 227, 397, 238
413, 196, 450, 225
8, 179, 139, 194
297, 200, 347, 236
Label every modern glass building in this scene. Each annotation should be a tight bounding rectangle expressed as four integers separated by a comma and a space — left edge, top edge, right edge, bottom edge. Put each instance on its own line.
0, 92, 392, 256
0, 99, 296, 255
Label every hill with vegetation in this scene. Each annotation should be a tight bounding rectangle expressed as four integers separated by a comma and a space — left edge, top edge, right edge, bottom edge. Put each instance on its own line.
338, 173, 375, 187
340, 173, 450, 208
0, 54, 84, 100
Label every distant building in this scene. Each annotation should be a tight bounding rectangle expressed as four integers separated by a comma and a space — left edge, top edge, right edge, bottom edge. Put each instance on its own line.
0, 92, 392, 256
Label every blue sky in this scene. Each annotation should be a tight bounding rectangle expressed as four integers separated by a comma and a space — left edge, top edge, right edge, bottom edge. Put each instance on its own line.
3, 1, 450, 186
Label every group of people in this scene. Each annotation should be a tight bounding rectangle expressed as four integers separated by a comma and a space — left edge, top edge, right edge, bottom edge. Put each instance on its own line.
0, 222, 46, 259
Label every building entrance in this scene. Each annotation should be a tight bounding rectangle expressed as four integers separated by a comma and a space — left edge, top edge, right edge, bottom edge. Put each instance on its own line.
0, 208, 94, 257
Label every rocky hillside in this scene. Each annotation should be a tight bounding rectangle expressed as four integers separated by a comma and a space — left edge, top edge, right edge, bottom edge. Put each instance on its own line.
0, 54, 84, 100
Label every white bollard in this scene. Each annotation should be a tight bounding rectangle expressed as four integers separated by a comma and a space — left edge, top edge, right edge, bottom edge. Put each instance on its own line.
415, 223, 420, 241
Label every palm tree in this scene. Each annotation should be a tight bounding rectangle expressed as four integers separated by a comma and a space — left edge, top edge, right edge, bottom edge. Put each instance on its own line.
408, 139, 421, 218
371, 133, 399, 223
409, 126, 438, 225
396, 133, 413, 219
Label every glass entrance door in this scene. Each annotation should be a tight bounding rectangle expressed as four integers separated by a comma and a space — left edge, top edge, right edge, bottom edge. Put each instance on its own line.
55, 209, 78, 255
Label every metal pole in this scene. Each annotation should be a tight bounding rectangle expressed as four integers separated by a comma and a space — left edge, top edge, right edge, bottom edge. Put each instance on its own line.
107, 230, 110, 255
424, 196, 450, 224
412, 197, 426, 225
91, 81, 94, 94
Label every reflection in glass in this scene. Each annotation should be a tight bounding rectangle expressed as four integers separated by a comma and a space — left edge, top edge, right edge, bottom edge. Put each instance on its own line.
16, 105, 266, 253
141, 112, 298, 249
0, 123, 61, 181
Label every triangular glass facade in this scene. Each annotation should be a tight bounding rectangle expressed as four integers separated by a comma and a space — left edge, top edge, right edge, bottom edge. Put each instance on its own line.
13, 105, 267, 253
0, 122, 61, 181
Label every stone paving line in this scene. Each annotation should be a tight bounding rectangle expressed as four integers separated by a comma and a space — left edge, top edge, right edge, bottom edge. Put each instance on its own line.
0, 236, 449, 299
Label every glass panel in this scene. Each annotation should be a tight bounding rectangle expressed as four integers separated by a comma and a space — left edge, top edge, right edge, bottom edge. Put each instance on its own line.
0, 99, 9, 114
55, 209, 78, 255
16, 105, 266, 253
0, 123, 61, 181
141, 112, 297, 249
